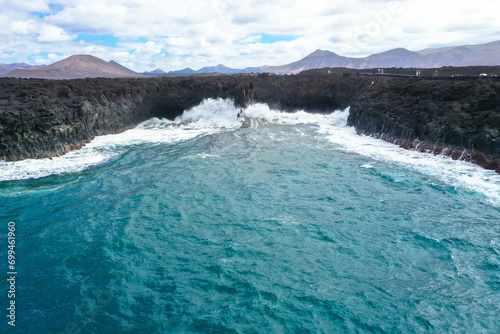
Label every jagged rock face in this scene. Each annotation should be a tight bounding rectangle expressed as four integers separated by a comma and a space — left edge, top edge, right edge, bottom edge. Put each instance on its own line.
348, 77, 500, 172
0, 74, 499, 172
151, 74, 365, 116
0, 78, 159, 160
0, 74, 367, 161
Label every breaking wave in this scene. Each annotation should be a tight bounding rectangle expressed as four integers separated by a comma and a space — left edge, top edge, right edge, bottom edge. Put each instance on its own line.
1, 98, 499, 205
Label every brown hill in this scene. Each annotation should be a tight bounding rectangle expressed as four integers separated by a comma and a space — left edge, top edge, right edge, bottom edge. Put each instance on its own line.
266, 40, 500, 74
416, 40, 500, 67
2, 55, 144, 79
265, 49, 361, 74
0, 62, 34, 73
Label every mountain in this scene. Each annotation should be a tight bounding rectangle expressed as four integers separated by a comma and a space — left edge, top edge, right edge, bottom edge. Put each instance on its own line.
265, 49, 363, 74
168, 67, 196, 76
415, 40, 500, 67
168, 64, 262, 76
265, 40, 500, 74
0, 62, 35, 73
360, 48, 426, 68
143, 68, 166, 76
266, 48, 429, 74
197, 64, 236, 74
1, 55, 144, 79
3, 40, 498, 79
167, 40, 500, 75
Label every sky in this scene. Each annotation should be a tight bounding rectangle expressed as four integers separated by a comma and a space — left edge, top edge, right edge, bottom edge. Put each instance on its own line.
1, 0, 499, 72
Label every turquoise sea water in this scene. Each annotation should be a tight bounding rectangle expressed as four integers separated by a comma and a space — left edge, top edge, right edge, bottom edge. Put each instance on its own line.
1, 99, 499, 333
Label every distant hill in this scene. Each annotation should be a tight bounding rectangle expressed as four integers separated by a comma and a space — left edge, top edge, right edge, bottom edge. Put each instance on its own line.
197, 64, 241, 74
415, 40, 500, 67
360, 48, 426, 68
0, 62, 35, 73
167, 64, 263, 76
143, 68, 166, 76
266, 40, 500, 74
265, 50, 360, 74
1, 55, 145, 79
162, 40, 500, 76
3, 40, 500, 79
168, 67, 196, 76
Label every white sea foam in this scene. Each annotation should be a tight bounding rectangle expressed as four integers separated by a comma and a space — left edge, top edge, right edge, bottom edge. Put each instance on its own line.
240, 102, 349, 127
312, 109, 500, 206
240, 103, 500, 205
0, 98, 239, 181
1, 98, 499, 206
175, 98, 242, 129
0, 148, 113, 182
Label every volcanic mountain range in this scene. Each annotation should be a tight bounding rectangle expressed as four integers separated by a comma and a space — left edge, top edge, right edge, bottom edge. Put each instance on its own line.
1, 40, 500, 79
0, 55, 143, 79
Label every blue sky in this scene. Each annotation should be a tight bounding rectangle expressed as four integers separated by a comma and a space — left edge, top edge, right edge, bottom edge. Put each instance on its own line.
0, 0, 499, 72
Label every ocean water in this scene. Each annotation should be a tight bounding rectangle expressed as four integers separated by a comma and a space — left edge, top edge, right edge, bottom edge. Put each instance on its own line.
1, 98, 499, 333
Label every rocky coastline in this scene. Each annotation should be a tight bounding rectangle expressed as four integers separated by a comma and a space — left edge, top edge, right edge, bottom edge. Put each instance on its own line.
348, 76, 500, 173
1, 73, 499, 173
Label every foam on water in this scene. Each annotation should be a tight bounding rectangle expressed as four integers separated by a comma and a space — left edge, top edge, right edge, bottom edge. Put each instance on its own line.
2, 98, 500, 333
314, 113, 500, 206
1, 98, 499, 206
230, 102, 499, 205
241, 103, 500, 205
0, 98, 241, 181
174, 98, 243, 129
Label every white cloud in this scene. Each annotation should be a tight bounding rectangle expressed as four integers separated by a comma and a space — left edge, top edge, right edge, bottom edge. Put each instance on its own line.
38, 25, 75, 42
46, 3, 129, 34
31, 52, 66, 65
10, 19, 37, 35
136, 41, 162, 56
1, 0, 500, 71
0, 0, 50, 13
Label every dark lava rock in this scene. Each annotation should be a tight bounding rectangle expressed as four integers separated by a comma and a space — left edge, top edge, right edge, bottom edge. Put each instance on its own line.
0, 74, 367, 162
348, 77, 500, 172
1, 73, 499, 173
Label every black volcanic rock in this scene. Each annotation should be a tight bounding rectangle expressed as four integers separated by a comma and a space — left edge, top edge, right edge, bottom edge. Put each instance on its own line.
0, 77, 158, 160
0, 74, 367, 161
348, 77, 500, 172
0, 73, 499, 173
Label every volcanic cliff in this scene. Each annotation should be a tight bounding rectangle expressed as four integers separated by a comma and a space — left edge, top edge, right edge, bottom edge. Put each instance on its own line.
0, 73, 499, 173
